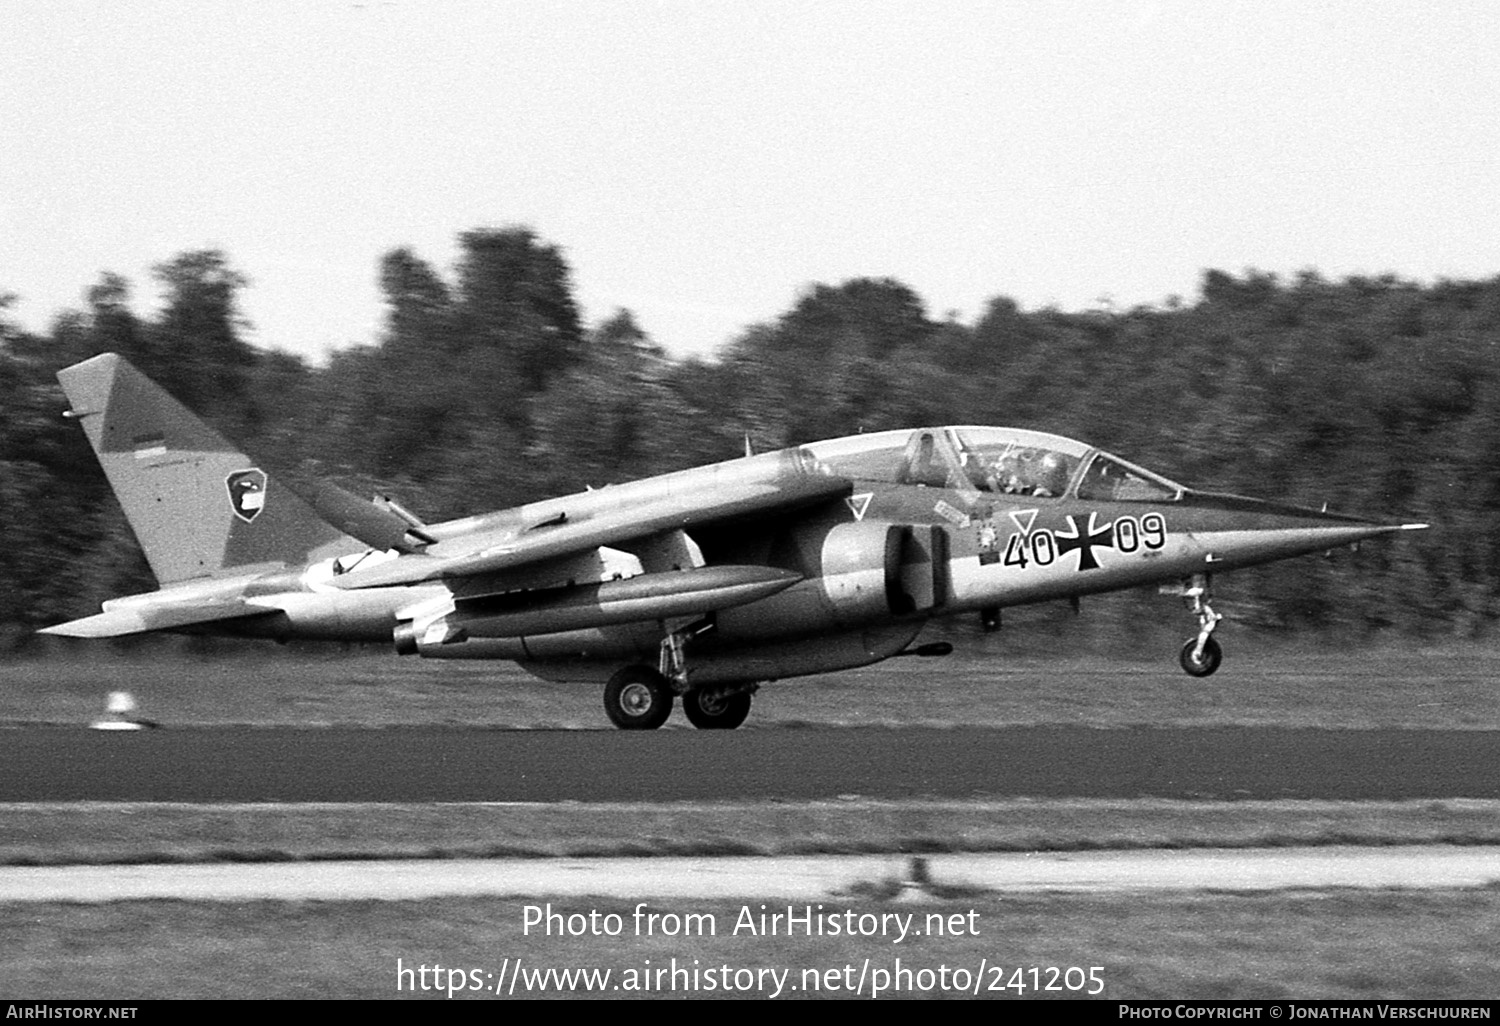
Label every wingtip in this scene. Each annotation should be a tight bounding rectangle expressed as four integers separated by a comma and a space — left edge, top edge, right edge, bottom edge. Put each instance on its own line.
36, 620, 103, 638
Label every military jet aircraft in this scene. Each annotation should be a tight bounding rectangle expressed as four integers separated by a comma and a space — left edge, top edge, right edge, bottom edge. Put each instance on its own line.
42, 353, 1425, 729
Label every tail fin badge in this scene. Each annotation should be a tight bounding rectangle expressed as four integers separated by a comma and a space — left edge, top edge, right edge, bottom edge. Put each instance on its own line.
226, 469, 268, 523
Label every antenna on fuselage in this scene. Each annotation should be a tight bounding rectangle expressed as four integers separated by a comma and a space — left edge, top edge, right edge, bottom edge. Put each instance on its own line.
744, 433, 754, 457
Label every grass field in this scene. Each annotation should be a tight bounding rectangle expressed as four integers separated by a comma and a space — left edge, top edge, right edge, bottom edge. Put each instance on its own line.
3, 643, 1497, 999
4, 891, 1499, 999
4, 636, 1499, 729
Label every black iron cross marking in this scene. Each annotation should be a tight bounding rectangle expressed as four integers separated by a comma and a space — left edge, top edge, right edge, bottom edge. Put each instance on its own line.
1055, 513, 1114, 571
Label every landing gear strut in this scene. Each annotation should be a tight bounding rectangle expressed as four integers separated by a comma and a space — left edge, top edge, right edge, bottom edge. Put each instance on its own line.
658, 616, 715, 692
1177, 573, 1223, 677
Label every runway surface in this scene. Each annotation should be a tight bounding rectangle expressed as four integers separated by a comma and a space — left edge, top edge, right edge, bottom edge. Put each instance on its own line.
4, 847, 1499, 903
2, 725, 1499, 801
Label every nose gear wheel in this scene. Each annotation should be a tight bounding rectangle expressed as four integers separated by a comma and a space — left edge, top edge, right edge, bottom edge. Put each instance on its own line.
1180, 635, 1223, 677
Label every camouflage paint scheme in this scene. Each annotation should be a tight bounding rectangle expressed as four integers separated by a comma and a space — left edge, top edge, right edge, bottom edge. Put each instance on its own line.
43, 354, 1425, 729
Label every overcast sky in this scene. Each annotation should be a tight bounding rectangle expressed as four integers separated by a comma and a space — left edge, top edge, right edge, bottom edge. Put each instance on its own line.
4, 1, 1498, 364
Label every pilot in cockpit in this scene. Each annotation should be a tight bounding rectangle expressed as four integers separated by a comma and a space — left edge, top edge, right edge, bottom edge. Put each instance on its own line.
1032, 453, 1069, 497
995, 454, 1026, 494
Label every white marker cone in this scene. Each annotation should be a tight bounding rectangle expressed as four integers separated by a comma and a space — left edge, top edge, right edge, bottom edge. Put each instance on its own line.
91, 690, 146, 731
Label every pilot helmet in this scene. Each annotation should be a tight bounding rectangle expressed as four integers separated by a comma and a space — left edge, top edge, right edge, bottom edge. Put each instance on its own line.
1037, 453, 1069, 494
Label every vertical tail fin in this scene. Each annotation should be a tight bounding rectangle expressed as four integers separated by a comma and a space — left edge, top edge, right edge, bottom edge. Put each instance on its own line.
57, 353, 357, 585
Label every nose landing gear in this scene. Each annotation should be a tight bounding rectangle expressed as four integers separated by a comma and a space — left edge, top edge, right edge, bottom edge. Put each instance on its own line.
1173, 574, 1223, 677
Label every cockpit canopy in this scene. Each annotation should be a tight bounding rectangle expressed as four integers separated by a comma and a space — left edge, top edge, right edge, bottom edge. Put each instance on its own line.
802, 427, 1183, 502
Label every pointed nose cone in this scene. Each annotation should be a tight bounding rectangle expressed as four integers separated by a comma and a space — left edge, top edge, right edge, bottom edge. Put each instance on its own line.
1177, 491, 1428, 571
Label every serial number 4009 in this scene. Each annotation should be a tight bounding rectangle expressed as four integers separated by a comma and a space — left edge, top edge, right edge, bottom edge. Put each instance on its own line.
987, 966, 1105, 994
1002, 512, 1166, 569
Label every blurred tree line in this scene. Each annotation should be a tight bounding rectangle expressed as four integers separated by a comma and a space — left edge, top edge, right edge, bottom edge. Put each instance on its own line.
3, 226, 1498, 649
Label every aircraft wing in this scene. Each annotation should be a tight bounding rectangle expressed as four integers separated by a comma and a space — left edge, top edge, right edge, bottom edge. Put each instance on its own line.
37, 601, 275, 639
328, 472, 850, 591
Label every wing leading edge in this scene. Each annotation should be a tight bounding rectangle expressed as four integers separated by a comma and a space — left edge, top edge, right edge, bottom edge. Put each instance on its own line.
328, 472, 852, 592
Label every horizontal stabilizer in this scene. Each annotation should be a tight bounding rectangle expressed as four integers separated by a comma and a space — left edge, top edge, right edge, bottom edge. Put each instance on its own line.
39, 602, 273, 639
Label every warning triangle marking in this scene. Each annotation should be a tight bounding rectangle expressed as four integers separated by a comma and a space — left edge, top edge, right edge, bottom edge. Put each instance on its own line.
1008, 508, 1039, 535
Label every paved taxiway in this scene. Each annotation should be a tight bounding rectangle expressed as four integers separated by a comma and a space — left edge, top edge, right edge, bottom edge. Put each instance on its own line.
6, 726, 1496, 902
2, 726, 1498, 801
3, 847, 1499, 903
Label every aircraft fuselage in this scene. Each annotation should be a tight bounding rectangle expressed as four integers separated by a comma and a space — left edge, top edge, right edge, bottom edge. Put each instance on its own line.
136, 429, 1413, 687
43, 355, 1424, 728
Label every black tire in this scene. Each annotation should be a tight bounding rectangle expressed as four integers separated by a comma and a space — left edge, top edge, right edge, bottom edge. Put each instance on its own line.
1179, 636, 1223, 678
603, 665, 674, 729
682, 689, 752, 730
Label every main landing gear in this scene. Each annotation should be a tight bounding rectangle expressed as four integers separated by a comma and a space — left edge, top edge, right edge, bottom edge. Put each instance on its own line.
600, 616, 757, 730
1174, 573, 1223, 677
603, 664, 675, 730
682, 687, 754, 730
